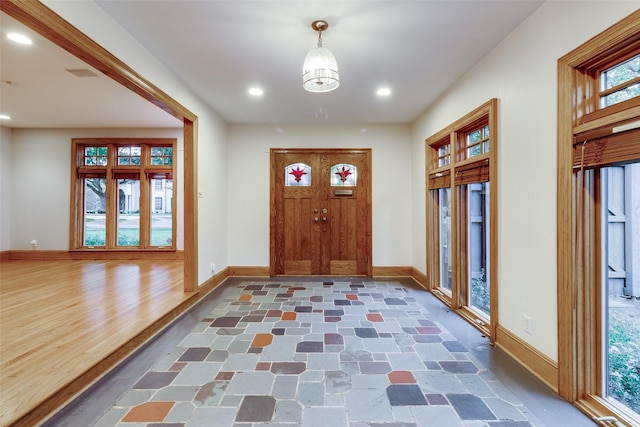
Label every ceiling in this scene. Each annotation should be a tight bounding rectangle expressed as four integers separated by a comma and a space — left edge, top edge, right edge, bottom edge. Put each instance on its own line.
1, 1, 544, 128
0, 13, 183, 129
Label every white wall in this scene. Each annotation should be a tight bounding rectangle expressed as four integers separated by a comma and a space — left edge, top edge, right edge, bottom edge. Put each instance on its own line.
227, 124, 413, 267
411, 2, 639, 361
43, 0, 229, 285
0, 126, 12, 251
9, 128, 182, 250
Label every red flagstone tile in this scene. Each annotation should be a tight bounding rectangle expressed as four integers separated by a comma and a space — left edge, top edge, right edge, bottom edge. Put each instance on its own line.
324, 333, 344, 345
281, 312, 297, 321
346, 294, 359, 301
168, 362, 186, 371
265, 309, 283, 317
256, 362, 271, 371
238, 294, 252, 301
366, 313, 384, 322
416, 326, 441, 334
270, 362, 306, 374
388, 370, 417, 384
215, 371, 234, 381
122, 401, 174, 422
251, 333, 274, 347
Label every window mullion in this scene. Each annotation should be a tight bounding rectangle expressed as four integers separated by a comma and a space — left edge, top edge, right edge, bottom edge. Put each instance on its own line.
105, 144, 117, 248
139, 145, 150, 249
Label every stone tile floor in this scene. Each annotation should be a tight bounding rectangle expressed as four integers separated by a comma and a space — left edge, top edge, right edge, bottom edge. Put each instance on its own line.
92, 280, 541, 426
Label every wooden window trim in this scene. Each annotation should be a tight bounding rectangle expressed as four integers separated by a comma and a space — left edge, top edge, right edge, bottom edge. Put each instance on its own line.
425, 98, 498, 342
71, 138, 177, 251
557, 9, 640, 426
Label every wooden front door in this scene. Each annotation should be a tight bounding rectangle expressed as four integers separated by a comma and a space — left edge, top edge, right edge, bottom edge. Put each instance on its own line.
270, 149, 372, 276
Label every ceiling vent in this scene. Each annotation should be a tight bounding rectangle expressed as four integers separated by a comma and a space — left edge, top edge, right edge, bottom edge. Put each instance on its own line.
66, 68, 98, 78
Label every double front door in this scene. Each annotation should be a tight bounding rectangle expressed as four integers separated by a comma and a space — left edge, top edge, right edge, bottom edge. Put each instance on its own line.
270, 149, 372, 276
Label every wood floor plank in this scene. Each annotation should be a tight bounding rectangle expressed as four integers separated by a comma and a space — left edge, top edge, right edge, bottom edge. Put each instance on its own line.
0, 259, 192, 427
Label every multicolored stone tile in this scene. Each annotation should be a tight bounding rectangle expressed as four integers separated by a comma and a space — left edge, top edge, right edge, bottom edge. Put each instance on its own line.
95, 280, 538, 426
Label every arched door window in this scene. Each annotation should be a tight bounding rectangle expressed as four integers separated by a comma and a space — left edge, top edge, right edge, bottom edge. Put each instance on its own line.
285, 163, 312, 186
331, 163, 357, 186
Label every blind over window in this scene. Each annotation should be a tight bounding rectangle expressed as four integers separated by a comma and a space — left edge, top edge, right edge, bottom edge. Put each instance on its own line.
77, 167, 106, 179
573, 126, 640, 169
455, 159, 490, 185
112, 171, 140, 180
428, 170, 451, 189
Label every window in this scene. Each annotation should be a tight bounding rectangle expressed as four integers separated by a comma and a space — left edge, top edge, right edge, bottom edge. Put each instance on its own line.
600, 52, 640, 108
438, 187, 452, 293
437, 143, 451, 167
426, 99, 497, 339
602, 164, 640, 416
465, 124, 490, 158
331, 163, 357, 186
71, 138, 176, 250
465, 182, 490, 315
285, 163, 311, 186
558, 14, 640, 426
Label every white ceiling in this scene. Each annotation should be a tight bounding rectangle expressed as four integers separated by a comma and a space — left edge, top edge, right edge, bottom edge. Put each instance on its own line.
1, 1, 544, 128
0, 13, 183, 129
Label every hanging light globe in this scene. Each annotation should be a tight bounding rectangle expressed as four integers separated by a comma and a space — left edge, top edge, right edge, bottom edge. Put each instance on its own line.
303, 20, 339, 93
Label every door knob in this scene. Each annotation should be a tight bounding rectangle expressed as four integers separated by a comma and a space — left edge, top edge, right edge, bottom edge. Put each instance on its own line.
314, 217, 319, 222
322, 217, 327, 222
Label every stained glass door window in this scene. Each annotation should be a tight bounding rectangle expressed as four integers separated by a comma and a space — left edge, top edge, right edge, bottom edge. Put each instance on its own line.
331, 163, 357, 186
285, 163, 311, 186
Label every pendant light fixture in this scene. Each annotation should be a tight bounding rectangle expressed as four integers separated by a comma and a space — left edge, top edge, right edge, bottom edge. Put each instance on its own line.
303, 20, 339, 93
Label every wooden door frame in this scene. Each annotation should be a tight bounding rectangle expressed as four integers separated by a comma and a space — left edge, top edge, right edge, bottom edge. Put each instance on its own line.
270, 148, 373, 277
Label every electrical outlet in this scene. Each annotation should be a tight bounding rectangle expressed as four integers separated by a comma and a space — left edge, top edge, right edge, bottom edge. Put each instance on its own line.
524, 315, 532, 334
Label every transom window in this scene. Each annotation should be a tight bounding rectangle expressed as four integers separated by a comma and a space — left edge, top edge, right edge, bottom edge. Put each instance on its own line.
600, 52, 640, 108
71, 138, 176, 250
438, 143, 451, 167
117, 146, 141, 165
465, 124, 490, 158
151, 146, 174, 165
84, 146, 107, 166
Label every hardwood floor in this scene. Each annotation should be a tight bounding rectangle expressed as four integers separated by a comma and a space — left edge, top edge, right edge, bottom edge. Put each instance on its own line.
0, 259, 194, 427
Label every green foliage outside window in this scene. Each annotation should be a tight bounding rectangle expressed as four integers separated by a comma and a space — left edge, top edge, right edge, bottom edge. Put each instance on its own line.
608, 307, 640, 414
470, 268, 490, 315
602, 54, 640, 107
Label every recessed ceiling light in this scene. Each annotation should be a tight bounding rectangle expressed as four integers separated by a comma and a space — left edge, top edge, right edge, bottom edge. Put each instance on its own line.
248, 87, 264, 96
7, 33, 32, 45
0, 114, 11, 120
376, 87, 391, 97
